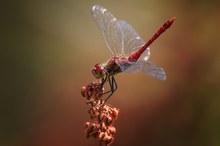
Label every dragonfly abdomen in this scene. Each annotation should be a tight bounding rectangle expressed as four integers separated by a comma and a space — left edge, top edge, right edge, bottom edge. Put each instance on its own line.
128, 17, 176, 61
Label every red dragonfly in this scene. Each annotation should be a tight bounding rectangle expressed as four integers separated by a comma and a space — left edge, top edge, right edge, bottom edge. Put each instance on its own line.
91, 5, 176, 101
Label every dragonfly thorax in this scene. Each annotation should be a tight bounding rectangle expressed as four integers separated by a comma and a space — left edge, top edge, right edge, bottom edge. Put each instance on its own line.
92, 63, 106, 79
104, 56, 123, 76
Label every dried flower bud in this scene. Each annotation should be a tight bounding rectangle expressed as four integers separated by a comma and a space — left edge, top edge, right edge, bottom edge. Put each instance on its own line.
107, 125, 116, 135
88, 107, 99, 119
112, 108, 119, 119
81, 86, 87, 97
82, 80, 119, 146
81, 80, 104, 100
96, 104, 120, 125
99, 132, 114, 146
84, 122, 101, 139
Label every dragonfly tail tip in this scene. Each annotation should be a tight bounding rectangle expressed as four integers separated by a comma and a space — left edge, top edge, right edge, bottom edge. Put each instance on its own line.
171, 17, 176, 22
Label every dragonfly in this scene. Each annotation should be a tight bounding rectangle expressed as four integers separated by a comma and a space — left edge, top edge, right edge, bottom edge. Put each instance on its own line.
90, 5, 176, 101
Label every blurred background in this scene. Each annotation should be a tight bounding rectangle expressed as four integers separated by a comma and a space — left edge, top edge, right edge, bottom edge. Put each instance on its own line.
1, 0, 220, 146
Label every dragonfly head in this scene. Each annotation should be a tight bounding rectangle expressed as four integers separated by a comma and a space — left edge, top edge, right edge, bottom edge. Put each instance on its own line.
92, 63, 105, 79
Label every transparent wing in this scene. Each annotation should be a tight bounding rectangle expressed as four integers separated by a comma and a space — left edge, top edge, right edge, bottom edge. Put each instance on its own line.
91, 5, 124, 56
142, 61, 166, 80
120, 60, 166, 80
118, 20, 150, 61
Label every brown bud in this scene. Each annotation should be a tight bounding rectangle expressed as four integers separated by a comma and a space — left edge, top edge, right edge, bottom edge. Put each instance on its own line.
81, 86, 87, 97
81, 80, 105, 100
82, 80, 119, 146
107, 125, 116, 135
112, 108, 119, 119
84, 122, 101, 139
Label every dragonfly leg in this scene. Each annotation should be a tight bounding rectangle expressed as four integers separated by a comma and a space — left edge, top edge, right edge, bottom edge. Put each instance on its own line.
112, 76, 118, 92
105, 76, 117, 102
106, 75, 113, 95
100, 73, 108, 87
102, 74, 112, 95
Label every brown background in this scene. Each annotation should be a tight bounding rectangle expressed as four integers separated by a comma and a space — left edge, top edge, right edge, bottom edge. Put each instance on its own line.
1, 0, 220, 146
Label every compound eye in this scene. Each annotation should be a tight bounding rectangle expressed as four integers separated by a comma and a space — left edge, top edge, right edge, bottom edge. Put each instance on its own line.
91, 64, 105, 79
